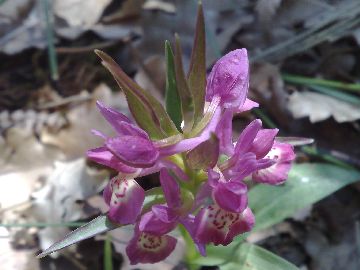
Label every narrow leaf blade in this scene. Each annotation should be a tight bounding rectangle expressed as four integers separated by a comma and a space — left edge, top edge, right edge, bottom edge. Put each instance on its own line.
165, 40, 182, 131
187, 3, 206, 123
37, 215, 118, 258
220, 243, 299, 270
249, 163, 360, 231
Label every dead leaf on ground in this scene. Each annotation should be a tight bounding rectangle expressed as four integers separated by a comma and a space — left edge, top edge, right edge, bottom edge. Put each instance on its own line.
41, 83, 128, 159
54, 0, 112, 27
287, 91, 360, 123
30, 158, 108, 253
250, 62, 291, 126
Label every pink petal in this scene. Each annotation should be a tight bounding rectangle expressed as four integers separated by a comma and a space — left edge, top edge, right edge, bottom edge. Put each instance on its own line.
213, 181, 248, 213
126, 229, 177, 264
249, 128, 279, 159
116, 121, 149, 138
233, 119, 262, 156
96, 101, 131, 133
195, 204, 254, 246
86, 147, 137, 173
139, 209, 177, 236
236, 98, 259, 113
223, 207, 255, 245
106, 136, 159, 167
215, 109, 234, 155
160, 169, 181, 208
107, 177, 145, 224
206, 49, 249, 109
252, 142, 295, 185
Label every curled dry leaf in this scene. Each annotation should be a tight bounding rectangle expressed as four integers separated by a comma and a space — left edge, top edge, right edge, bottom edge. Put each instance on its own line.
287, 91, 360, 123
30, 158, 108, 254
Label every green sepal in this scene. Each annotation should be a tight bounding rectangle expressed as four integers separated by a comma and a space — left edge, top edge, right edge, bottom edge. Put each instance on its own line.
95, 50, 179, 139
186, 133, 219, 170
187, 2, 206, 124
174, 34, 194, 132
165, 40, 183, 131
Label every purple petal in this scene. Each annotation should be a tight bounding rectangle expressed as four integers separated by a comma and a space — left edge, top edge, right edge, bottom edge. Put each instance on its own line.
236, 98, 259, 113
213, 181, 248, 213
206, 49, 249, 109
215, 109, 234, 156
116, 121, 149, 139
249, 128, 279, 159
87, 147, 137, 173
126, 229, 177, 264
207, 169, 220, 187
223, 207, 255, 245
103, 181, 112, 205
233, 119, 262, 156
96, 101, 131, 133
106, 136, 159, 167
179, 215, 206, 256
224, 152, 274, 180
252, 142, 295, 185
139, 209, 177, 236
195, 204, 253, 246
160, 169, 181, 208
194, 182, 212, 210
107, 177, 145, 224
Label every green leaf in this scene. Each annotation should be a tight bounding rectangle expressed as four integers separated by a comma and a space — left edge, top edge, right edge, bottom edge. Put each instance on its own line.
249, 163, 360, 231
174, 34, 194, 132
37, 215, 118, 258
220, 243, 299, 270
165, 41, 182, 131
95, 50, 178, 139
104, 234, 113, 270
187, 2, 206, 124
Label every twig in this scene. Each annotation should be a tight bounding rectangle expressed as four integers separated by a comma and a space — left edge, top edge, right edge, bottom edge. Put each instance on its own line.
56, 40, 121, 54
36, 92, 92, 110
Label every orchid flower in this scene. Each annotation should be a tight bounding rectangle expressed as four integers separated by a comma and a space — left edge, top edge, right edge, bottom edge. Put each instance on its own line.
40, 4, 299, 264
126, 169, 205, 264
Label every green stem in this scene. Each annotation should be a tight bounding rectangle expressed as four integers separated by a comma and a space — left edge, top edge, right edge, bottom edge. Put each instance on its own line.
282, 74, 360, 93
0, 222, 85, 228
41, 0, 59, 81
178, 225, 199, 270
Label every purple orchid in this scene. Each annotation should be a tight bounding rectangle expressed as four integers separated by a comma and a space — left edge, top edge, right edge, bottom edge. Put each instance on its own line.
206, 49, 249, 110
41, 5, 302, 265
252, 141, 295, 185
87, 101, 207, 176
103, 175, 145, 224
126, 169, 205, 264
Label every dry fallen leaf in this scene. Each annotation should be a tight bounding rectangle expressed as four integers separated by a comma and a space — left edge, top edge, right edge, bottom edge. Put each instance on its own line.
250, 62, 291, 126
41, 83, 127, 159
287, 91, 360, 123
54, 0, 112, 27
30, 158, 108, 253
